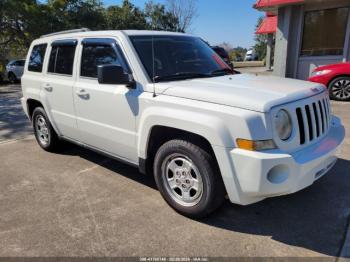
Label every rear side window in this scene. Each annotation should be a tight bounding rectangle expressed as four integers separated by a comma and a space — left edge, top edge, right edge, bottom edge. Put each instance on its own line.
81, 45, 121, 78
28, 44, 47, 72
48, 41, 77, 75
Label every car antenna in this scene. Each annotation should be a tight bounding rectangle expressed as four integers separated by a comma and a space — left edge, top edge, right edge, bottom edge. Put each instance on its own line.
152, 34, 156, 98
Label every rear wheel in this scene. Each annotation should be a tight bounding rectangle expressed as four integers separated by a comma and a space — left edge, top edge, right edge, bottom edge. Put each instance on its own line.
328, 76, 350, 101
153, 140, 226, 218
8, 72, 17, 84
32, 107, 60, 151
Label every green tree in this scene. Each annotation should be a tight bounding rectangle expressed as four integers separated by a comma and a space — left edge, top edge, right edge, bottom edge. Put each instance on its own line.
0, 0, 54, 67
144, 1, 179, 31
254, 16, 267, 61
0, 0, 50, 49
0, 0, 198, 70
229, 46, 247, 61
105, 0, 147, 30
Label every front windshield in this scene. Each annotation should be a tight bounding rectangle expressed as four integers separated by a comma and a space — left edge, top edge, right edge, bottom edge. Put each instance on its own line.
129, 35, 233, 82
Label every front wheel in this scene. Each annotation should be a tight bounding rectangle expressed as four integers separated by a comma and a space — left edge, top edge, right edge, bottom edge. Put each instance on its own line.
153, 140, 226, 218
328, 76, 350, 101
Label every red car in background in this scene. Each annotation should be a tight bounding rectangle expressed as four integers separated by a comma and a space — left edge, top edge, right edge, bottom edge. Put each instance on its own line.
308, 62, 350, 101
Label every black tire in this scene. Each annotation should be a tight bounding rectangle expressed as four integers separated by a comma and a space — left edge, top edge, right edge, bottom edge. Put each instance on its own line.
328, 76, 350, 101
32, 107, 60, 151
153, 139, 226, 218
8, 72, 17, 84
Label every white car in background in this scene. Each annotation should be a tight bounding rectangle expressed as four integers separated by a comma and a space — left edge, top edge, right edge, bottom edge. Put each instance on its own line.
245, 49, 256, 61
6, 59, 25, 83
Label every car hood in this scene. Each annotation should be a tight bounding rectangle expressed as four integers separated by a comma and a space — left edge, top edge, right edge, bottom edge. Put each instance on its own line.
156, 74, 326, 112
314, 62, 350, 72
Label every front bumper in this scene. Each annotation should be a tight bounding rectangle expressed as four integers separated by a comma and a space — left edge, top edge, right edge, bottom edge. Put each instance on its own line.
228, 116, 345, 205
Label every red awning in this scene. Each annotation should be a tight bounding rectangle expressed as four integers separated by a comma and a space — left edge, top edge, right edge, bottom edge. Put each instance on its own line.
254, 0, 304, 9
256, 15, 277, 34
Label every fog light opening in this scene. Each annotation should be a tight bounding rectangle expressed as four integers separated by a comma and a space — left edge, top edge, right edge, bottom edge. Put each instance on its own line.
267, 165, 290, 184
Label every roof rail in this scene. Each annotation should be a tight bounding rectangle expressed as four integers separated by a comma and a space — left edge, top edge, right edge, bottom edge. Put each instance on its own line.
40, 28, 91, 38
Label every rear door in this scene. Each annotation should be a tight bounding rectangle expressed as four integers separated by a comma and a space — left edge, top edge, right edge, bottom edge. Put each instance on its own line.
41, 39, 79, 140
73, 38, 139, 163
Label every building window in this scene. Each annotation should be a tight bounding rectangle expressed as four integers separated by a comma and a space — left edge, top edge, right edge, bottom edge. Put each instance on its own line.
301, 7, 349, 56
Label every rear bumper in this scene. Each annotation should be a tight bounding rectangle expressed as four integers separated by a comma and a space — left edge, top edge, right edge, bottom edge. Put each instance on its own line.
227, 116, 345, 205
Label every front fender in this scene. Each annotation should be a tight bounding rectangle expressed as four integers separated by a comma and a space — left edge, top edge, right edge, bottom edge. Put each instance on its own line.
137, 106, 233, 159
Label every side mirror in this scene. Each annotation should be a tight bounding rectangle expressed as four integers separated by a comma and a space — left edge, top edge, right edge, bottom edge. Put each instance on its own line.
97, 64, 136, 89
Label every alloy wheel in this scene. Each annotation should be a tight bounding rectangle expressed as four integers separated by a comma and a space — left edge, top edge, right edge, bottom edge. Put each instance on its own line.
162, 154, 203, 207
35, 115, 50, 146
331, 79, 350, 100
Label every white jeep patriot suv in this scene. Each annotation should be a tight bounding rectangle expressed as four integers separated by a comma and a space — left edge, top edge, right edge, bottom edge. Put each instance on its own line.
21, 29, 345, 218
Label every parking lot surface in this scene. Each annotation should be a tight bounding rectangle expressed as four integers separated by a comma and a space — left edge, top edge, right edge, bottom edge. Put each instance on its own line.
0, 84, 349, 259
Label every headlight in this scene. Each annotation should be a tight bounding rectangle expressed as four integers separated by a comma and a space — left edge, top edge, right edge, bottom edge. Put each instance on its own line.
275, 109, 292, 141
311, 69, 331, 77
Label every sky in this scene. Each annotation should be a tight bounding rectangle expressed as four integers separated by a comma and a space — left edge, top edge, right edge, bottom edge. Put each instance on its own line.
103, 0, 262, 48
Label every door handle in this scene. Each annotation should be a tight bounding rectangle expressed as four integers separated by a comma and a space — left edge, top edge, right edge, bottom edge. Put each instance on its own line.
43, 84, 53, 92
76, 89, 89, 99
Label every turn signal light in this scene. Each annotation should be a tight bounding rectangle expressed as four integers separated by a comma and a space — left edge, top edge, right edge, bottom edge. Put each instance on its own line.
236, 139, 276, 151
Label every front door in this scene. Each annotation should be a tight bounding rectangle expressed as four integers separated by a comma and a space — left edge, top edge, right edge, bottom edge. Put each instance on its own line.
74, 38, 139, 163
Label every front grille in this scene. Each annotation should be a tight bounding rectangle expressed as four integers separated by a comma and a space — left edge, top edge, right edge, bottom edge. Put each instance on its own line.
295, 97, 331, 145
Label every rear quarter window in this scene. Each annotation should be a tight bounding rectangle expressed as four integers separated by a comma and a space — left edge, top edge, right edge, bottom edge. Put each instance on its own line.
28, 44, 47, 72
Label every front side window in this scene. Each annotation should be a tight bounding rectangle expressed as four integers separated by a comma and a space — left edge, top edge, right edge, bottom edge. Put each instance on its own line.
48, 43, 76, 75
28, 44, 47, 72
301, 7, 349, 56
80, 44, 121, 78
130, 35, 232, 82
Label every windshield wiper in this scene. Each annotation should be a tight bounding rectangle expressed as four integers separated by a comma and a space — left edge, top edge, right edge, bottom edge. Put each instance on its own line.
210, 68, 234, 76
153, 72, 212, 82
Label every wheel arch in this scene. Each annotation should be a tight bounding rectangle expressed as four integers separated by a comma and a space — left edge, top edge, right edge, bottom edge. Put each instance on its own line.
27, 98, 44, 120
140, 125, 219, 175
137, 108, 232, 165
327, 74, 350, 88
26, 98, 61, 135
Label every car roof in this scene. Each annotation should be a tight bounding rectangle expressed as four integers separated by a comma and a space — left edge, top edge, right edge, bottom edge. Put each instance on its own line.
35, 30, 193, 43
123, 30, 191, 36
